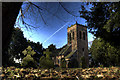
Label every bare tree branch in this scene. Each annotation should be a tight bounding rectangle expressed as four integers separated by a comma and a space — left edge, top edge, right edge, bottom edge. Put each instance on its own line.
16, 2, 81, 31
16, 2, 44, 30
40, 4, 68, 23
59, 2, 80, 17
23, 2, 47, 25
28, 2, 68, 23
28, 2, 43, 10
39, 10, 47, 25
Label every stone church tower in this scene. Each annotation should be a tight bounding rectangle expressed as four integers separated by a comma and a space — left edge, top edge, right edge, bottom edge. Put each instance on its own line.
67, 21, 89, 67
56, 21, 89, 68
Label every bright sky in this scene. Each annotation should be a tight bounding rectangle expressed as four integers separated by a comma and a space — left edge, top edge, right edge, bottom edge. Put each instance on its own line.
15, 2, 94, 48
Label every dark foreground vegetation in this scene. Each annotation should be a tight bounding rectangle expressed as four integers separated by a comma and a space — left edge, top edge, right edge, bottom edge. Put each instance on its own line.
1, 66, 120, 80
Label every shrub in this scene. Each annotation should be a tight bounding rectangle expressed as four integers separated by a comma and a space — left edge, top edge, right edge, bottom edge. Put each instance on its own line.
39, 49, 54, 68
39, 56, 54, 68
81, 56, 87, 68
21, 46, 37, 68
21, 55, 37, 68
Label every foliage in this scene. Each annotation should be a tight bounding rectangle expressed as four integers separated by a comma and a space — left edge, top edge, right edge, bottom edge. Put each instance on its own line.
21, 55, 37, 68
43, 49, 52, 59
27, 40, 43, 63
2, 27, 28, 67
90, 38, 120, 67
21, 46, 37, 68
47, 44, 59, 57
22, 46, 36, 56
81, 56, 87, 68
9, 28, 28, 59
2, 27, 44, 67
2, 51, 15, 67
79, 2, 120, 47
39, 49, 54, 68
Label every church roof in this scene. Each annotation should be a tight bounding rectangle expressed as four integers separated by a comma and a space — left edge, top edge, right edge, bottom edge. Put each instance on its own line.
59, 44, 71, 55
65, 50, 77, 59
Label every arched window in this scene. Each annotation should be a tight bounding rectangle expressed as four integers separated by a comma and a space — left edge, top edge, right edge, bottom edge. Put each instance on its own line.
73, 31, 74, 40
79, 31, 81, 39
83, 32, 85, 40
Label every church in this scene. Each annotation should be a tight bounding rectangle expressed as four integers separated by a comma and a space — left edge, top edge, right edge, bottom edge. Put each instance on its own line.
55, 21, 89, 68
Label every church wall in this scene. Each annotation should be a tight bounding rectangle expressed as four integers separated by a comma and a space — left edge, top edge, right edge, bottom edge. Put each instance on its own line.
77, 25, 89, 67
67, 25, 78, 51
66, 23, 89, 68
67, 23, 89, 67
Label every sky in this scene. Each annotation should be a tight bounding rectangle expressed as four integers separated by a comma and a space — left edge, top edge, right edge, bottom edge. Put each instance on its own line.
15, 2, 94, 48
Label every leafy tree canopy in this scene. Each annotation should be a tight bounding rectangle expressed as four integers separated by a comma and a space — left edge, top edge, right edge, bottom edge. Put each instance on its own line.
43, 49, 52, 59
9, 27, 28, 59
2, 27, 28, 67
90, 38, 120, 67
80, 2, 120, 47
47, 44, 59, 57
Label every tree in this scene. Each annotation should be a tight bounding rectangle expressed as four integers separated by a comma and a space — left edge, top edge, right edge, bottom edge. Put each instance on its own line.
90, 38, 120, 67
9, 27, 28, 59
47, 44, 59, 57
39, 49, 54, 68
27, 40, 43, 64
2, 27, 28, 66
79, 2, 120, 47
2, 51, 15, 67
2, 2, 23, 52
21, 46, 37, 68
88, 47, 95, 67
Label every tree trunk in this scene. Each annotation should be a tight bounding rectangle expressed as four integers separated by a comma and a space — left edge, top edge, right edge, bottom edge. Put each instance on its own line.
2, 2, 22, 51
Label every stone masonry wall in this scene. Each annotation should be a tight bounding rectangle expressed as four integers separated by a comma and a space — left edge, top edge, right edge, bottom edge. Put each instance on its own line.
67, 23, 89, 67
